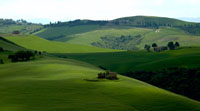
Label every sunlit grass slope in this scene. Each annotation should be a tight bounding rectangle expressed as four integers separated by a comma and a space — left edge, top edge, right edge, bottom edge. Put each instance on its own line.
36, 25, 102, 40
55, 47, 200, 73
2, 34, 119, 53
0, 36, 25, 51
0, 57, 200, 111
62, 27, 200, 49
62, 28, 152, 46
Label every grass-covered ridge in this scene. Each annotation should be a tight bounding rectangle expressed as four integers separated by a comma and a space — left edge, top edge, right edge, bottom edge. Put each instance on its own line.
33, 16, 200, 50
0, 19, 43, 34
0, 57, 200, 111
35, 16, 200, 40
54, 47, 200, 73
61, 27, 200, 50
0, 36, 25, 51
2, 34, 119, 53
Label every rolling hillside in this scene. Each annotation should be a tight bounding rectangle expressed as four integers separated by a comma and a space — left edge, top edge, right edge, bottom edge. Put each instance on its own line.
0, 57, 200, 111
0, 36, 25, 51
54, 47, 200, 73
34, 16, 200, 50
52, 47, 200, 101
2, 34, 119, 53
61, 27, 200, 50
0, 19, 43, 34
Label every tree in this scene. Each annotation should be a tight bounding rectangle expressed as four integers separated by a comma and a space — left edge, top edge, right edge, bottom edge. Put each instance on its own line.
152, 43, 158, 51
34, 50, 38, 54
12, 30, 20, 34
152, 43, 158, 48
8, 51, 35, 62
38, 51, 42, 55
0, 47, 3, 52
175, 42, 180, 48
167, 42, 175, 50
144, 44, 151, 52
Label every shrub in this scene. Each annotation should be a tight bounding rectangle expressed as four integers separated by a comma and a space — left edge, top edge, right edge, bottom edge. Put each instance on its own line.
12, 30, 20, 34
175, 42, 180, 48
144, 44, 151, 52
8, 50, 35, 62
167, 42, 175, 50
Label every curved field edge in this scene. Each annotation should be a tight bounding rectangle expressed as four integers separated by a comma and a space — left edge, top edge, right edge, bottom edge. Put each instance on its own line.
2, 34, 121, 53
0, 57, 200, 111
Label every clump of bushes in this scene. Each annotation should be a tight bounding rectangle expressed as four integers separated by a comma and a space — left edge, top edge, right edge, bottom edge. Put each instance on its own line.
12, 30, 20, 34
98, 70, 118, 80
144, 41, 180, 52
34, 50, 42, 55
8, 50, 35, 62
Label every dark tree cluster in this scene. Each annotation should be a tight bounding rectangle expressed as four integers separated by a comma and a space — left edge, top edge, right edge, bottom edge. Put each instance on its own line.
44, 20, 109, 27
180, 24, 200, 35
92, 35, 141, 50
12, 30, 20, 34
168, 42, 180, 50
0, 18, 39, 26
122, 67, 200, 101
144, 42, 180, 52
34, 50, 42, 55
8, 51, 35, 62
98, 71, 118, 80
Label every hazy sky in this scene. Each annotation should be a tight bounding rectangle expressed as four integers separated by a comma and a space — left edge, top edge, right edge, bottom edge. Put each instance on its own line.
0, 0, 200, 23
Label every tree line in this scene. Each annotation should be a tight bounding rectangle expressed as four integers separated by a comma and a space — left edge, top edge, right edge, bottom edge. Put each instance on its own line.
122, 67, 200, 101
8, 50, 42, 62
144, 41, 180, 52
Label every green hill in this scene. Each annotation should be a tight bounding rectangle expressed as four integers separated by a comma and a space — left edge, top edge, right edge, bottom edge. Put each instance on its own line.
34, 16, 200, 50
2, 34, 119, 53
0, 57, 200, 111
113, 16, 193, 26
0, 36, 25, 51
36, 25, 103, 40
0, 19, 43, 34
52, 47, 200, 101
59, 27, 200, 50
54, 47, 200, 73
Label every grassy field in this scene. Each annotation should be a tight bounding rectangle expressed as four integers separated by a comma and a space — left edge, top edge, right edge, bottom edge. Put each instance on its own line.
36, 25, 102, 40
2, 34, 119, 53
53, 47, 200, 73
62, 28, 152, 46
0, 57, 200, 111
0, 52, 12, 64
59, 27, 200, 49
0, 24, 43, 34
33, 16, 200, 50
0, 36, 25, 51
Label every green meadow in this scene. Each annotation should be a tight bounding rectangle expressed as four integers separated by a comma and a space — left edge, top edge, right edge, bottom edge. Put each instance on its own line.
0, 16, 200, 111
2, 34, 119, 53
0, 36, 25, 51
54, 47, 200, 73
0, 57, 200, 111
61, 27, 200, 49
